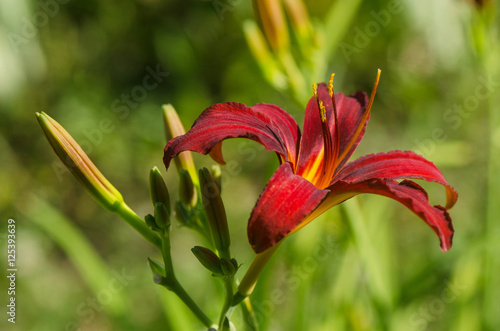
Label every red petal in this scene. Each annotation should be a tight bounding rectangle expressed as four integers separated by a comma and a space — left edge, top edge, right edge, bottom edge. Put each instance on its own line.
334, 70, 380, 171
296, 84, 369, 178
248, 163, 328, 253
328, 178, 455, 252
335, 151, 458, 209
334, 91, 369, 170
163, 102, 300, 169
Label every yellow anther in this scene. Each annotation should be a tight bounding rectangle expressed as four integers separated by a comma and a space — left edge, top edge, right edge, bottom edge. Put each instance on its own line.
328, 73, 335, 98
319, 101, 327, 122
312, 82, 318, 103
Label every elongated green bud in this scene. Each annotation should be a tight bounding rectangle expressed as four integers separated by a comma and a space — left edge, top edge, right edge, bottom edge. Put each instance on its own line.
199, 168, 230, 255
36, 112, 123, 212
149, 167, 171, 213
243, 20, 288, 90
191, 246, 223, 275
154, 202, 171, 230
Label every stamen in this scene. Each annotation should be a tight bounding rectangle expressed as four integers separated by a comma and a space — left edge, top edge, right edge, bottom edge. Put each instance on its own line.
312, 82, 319, 104
328, 73, 335, 98
334, 69, 382, 170
329, 73, 340, 167
319, 101, 326, 122
316, 78, 336, 189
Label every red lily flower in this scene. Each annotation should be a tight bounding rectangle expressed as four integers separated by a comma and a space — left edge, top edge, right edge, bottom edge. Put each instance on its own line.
164, 71, 457, 254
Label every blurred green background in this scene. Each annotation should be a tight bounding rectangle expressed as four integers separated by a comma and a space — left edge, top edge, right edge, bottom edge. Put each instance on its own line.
1, 0, 499, 330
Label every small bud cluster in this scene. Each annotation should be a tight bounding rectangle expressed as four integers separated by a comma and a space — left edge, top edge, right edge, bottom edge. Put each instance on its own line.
192, 246, 239, 279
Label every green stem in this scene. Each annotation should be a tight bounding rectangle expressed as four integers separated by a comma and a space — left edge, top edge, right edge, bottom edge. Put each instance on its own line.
233, 243, 281, 305
240, 297, 259, 331
159, 226, 213, 328
219, 278, 235, 330
171, 279, 213, 328
115, 202, 162, 249
159, 229, 213, 327
155, 275, 213, 328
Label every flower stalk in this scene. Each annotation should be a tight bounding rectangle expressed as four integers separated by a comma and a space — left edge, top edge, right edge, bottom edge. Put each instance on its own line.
148, 168, 213, 328
233, 242, 281, 305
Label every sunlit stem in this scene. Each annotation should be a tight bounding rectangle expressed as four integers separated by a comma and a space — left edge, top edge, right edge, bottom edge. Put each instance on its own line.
155, 276, 213, 328
233, 242, 281, 305
115, 203, 162, 249
334, 69, 381, 170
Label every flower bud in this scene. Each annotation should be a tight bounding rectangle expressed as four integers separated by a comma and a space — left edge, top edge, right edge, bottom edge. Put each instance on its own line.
191, 246, 223, 275
220, 258, 239, 277
36, 112, 124, 212
145, 214, 160, 231
179, 168, 197, 206
162, 104, 198, 185
149, 166, 171, 208
243, 20, 288, 90
199, 168, 230, 254
283, 0, 315, 49
154, 202, 171, 230
253, 0, 290, 52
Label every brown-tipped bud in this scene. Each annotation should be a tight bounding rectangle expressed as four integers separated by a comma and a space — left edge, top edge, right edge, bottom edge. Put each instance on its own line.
36, 112, 124, 212
253, 0, 290, 52
149, 167, 171, 213
191, 246, 223, 275
199, 167, 230, 254
179, 168, 197, 206
162, 104, 198, 185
